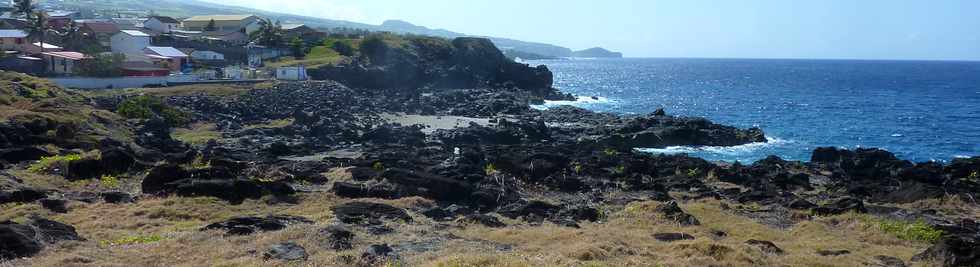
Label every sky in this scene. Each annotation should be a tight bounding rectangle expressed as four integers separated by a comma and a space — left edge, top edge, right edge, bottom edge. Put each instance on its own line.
199, 0, 980, 60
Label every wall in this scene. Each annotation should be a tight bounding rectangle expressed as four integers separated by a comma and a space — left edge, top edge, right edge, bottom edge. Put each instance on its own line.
110, 34, 151, 54
50, 75, 200, 89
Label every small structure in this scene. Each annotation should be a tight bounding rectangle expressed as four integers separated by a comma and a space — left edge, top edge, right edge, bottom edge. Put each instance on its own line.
276, 66, 307, 81
281, 24, 324, 43
110, 30, 151, 54
0, 54, 44, 75
80, 22, 120, 47
111, 18, 145, 31
144, 16, 180, 33
40, 51, 89, 75
143, 46, 189, 72
44, 11, 79, 30
0, 29, 27, 51
181, 15, 260, 34
191, 50, 224, 61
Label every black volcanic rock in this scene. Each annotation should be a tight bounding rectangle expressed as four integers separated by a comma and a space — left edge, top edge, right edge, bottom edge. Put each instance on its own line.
332, 202, 413, 225
202, 215, 313, 236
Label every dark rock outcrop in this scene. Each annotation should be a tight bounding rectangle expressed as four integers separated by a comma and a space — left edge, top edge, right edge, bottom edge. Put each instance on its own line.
0, 218, 81, 260
332, 202, 412, 225
202, 215, 313, 235
745, 239, 784, 255
653, 233, 695, 242
263, 242, 308, 261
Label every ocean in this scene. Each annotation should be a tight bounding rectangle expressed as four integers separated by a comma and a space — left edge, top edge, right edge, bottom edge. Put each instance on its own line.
528, 58, 980, 163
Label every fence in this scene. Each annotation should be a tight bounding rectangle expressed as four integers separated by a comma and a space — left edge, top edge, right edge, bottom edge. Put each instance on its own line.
50, 75, 200, 89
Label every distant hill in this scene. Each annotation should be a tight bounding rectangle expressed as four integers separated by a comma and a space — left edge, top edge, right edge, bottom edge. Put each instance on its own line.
572, 47, 623, 58
46, 0, 581, 58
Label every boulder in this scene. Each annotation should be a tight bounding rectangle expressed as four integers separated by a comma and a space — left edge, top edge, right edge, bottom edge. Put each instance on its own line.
745, 239, 784, 255
869, 255, 906, 267
39, 199, 68, 213
911, 235, 979, 267
812, 198, 866, 216
656, 201, 700, 226
101, 192, 135, 204
360, 244, 397, 266
263, 242, 308, 261
817, 250, 851, 256
319, 225, 354, 250
0, 188, 47, 204
333, 182, 399, 199
653, 233, 695, 242
0, 222, 42, 260
202, 215, 313, 235
332, 202, 412, 225
457, 214, 506, 228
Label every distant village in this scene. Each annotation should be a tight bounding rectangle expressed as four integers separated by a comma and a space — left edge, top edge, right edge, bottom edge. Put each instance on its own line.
0, 0, 345, 87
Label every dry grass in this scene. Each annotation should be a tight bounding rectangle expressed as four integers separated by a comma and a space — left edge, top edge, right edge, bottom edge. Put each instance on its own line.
243, 119, 294, 130
171, 122, 222, 145
83, 83, 271, 98
2, 192, 948, 267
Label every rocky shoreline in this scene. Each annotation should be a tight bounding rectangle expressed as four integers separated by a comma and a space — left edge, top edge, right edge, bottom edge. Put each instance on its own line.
1, 36, 978, 266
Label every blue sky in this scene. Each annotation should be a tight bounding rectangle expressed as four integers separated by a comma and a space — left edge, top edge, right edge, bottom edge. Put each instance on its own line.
203, 0, 980, 60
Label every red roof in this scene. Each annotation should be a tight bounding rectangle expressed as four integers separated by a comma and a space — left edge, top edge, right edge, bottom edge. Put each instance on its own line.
41, 52, 89, 60
81, 22, 120, 33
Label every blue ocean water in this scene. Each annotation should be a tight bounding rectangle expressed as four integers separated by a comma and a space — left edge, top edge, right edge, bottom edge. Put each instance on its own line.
528, 58, 980, 163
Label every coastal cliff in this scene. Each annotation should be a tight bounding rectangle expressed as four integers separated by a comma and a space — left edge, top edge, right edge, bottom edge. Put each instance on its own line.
572, 47, 624, 58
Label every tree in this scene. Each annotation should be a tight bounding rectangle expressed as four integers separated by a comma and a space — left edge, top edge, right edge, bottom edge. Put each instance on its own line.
77, 53, 125, 77
359, 34, 388, 64
57, 20, 83, 51
329, 39, 355, 57
26, 12, 48, 47
204, 19, 217, 31
13, 0, 33, 18
288, 37, 307, 58
249, 18, 284, 47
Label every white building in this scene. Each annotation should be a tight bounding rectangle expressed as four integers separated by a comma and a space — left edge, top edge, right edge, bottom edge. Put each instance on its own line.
276, 66, 308, 81
190, 50, 224, 61
110, 30, 151, 54
144, 16, 180, 33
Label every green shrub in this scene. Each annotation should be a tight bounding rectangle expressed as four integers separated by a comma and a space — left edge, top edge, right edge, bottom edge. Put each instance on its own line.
603, 148, 618, 157
687, 168, 700, 178
100, 175, 120, 188
117, 95, 188, 125
872, 219, 944, 243
28, 154, 82, 173
484, 163, 499, 176
372, 161, 385, 171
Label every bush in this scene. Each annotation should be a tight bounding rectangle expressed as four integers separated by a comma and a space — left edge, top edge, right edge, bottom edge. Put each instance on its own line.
100, 175, 120, 188
330, 39, 355, 56
28, 154, 82, 173
117, 95, 189, 125
875, 220, 944, 243
77, 53, 125, 78
359, 34, 389, 63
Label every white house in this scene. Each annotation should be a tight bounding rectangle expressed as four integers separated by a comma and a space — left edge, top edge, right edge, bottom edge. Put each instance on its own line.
190, 50, 224, 61
143, 46, 189, 72
110, 30, 151, 54
276, 66, 308, 81
144, 16, 180, 33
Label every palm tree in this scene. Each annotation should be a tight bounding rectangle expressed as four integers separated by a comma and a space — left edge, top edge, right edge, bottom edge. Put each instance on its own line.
13, 0, 33, 18
26, 12, 48, 51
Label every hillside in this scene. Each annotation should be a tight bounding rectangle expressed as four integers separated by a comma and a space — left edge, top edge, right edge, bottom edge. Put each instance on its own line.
44, 0, 578, 57
572, 47, 624, 58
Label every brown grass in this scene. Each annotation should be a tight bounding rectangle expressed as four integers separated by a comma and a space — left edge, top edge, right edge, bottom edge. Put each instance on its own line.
171, 122, 222, 146
1, 192, 949, 267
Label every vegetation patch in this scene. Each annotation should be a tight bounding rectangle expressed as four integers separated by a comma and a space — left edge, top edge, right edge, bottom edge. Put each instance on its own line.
28, 154, 83, 173
871, 218, 944, 243
99, 235, 164, 246
117, 95, 189, 125
171, 123, 221, 145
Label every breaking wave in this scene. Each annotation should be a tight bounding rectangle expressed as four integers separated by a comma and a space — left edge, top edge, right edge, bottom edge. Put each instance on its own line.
530, 96, 614, 110
635, 137, 794, 162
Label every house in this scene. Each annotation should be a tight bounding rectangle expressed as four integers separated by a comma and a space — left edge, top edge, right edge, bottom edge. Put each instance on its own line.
110, 30, 150, 54
281, 24, 324, 42
0, 29, 26, 51
44, 10, 79, 30
144, 16, 179, 33
80, 22, 120, 47
0, 54, 44, 75
201, 30, 249, 45
275, 66, 307, 81
0, 18, 27, 30
111, 18, 145, 31
143, 46, 188, 72
191, 50, 224, 61
22, 42, 62, 54
40, 51, 89, 75
181, 15, 260, 34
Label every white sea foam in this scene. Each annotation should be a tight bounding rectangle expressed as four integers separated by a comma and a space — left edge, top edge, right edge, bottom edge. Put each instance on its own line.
635, 137, 792, 157
530, 96, 613, 110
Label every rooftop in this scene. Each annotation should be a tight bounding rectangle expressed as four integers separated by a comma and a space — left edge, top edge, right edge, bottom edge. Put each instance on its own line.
80, 22, 120, 33
145, 46, 188, 58
281, 24, 306, 30
148, 16, 180, 24
0, 29, 27, 38
118, 30, 150, 37
41, 51, 89, 60
183, 15, 256, 22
